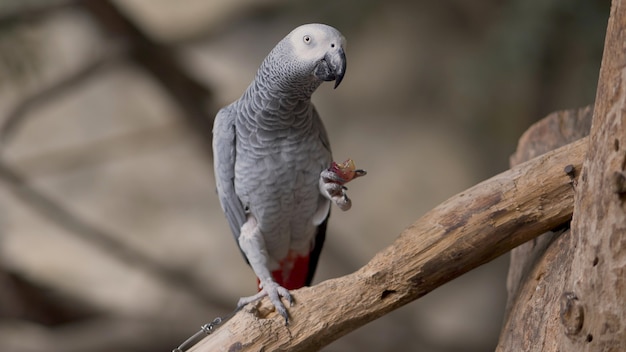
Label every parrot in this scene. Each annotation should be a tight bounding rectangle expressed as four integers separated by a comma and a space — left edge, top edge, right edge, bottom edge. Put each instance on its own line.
212, 23, 365, 323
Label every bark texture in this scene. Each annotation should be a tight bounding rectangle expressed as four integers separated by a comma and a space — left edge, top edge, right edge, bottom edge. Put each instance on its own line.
498, 0, 626, 350
562, 0, 626, 348
504, 106, 592, 313
497, 108, 592, 351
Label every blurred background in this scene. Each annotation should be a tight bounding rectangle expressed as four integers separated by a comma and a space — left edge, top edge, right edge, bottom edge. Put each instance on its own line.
0, 0, 608, 351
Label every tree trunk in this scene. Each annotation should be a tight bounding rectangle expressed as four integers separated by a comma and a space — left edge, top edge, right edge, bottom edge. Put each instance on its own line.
497, 108, 591, 351
498, 0, 626, 350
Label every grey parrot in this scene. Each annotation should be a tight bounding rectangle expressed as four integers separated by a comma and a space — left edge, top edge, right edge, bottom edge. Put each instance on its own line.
212, 23, 365, 323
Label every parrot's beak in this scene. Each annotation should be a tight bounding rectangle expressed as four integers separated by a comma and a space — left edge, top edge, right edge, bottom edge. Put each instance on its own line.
314, 47, 347, 89
330, 47, 346, 89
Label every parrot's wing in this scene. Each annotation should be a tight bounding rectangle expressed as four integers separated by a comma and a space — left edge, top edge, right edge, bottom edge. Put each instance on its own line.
213, 106, 246, 240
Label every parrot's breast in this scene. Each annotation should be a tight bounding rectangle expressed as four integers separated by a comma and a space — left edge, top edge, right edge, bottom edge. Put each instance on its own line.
234, 112, 330, 265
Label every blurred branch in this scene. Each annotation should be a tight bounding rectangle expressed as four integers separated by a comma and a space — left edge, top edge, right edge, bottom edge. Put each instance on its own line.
9, 122, 187, 177
80, 0, 217, 158
0, 42, 126, 150
0, 2, 227, 342
189, 136, 587, 351
0, 269, 96, 325
0, 158, 232, 310
0, 316, 186, 352
1, 0, 217, 157
0, 0, 81, 25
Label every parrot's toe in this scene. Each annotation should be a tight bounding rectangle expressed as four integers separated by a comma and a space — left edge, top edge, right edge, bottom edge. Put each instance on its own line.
320, 175, 352, 211
321, 169, 348, 184
320, 160, 365, 211
237, 281, 293, 325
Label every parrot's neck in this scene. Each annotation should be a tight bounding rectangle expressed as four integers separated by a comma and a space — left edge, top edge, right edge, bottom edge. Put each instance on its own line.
253, 55, 324, 101
255, 77, 320, 101
243, 75, 320, 116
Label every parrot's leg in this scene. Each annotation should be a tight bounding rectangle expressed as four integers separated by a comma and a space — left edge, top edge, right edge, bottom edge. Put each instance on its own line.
237, 215, 293, 324
320, 169, 353, 211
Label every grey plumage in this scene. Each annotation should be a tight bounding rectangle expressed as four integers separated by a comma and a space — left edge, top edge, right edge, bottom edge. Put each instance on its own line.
212, 23, 349, 322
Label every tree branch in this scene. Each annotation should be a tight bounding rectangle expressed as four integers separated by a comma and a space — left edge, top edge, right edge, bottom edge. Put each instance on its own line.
500, 106, 591, 322
187, 136, 588, 352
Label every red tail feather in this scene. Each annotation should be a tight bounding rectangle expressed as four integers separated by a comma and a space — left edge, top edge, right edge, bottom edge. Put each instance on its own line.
272, 254, 310, 290
257, 253, 311, 291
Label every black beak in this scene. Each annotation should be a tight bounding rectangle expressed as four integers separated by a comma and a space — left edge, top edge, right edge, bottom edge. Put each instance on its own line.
314, 47, 347, 89
330, 47, 346, 89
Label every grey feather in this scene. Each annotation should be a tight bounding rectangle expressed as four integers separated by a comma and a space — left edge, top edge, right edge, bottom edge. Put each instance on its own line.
212, 23, 346, 277
213, 106, 246, 239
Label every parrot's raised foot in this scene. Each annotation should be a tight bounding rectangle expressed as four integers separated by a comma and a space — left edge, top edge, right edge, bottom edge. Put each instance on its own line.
320, 178, 352, 210
237, 281, 293, 325
321, 159, 366, 211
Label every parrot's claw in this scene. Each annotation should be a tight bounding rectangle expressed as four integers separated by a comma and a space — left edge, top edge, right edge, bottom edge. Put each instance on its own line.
237, 281, 293, 325
320, 159, 366, 211
321, 179, 352, 211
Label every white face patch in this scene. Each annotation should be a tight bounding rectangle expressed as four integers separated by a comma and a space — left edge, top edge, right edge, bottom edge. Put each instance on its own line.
287, 24, 346, 62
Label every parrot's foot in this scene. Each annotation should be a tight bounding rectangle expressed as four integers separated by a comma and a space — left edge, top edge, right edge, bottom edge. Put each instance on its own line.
237, 281, 293, 325
320, 176, 352, 210
321, 159, 366, 211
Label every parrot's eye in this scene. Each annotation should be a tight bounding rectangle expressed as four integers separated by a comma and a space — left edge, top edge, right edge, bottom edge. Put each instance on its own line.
303, 35, 311, 44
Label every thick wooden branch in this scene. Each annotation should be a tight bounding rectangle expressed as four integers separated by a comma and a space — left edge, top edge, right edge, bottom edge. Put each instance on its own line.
189, 136, 588, 352
496, 107, 592, 351
499, 1, 626, 350
559, 0, 626, 349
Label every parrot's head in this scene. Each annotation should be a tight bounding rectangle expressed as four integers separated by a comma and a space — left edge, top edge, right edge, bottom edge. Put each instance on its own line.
278, 23, 347, 90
